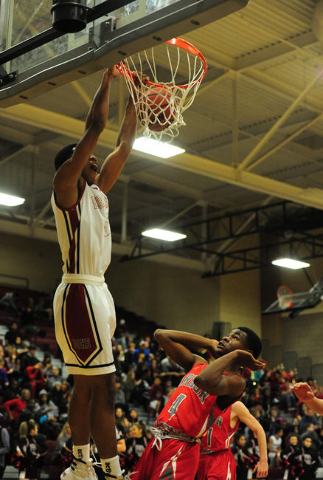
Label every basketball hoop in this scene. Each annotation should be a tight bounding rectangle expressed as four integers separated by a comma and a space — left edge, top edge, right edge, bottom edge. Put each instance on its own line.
117, 37, 207, 142
277, 285, 294, 310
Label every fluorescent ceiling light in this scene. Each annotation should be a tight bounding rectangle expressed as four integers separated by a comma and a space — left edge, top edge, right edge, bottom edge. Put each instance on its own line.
272, 258, 310, 270
0, 193, 25, 206
133, 137, 185, 158
142, 228, 187, 242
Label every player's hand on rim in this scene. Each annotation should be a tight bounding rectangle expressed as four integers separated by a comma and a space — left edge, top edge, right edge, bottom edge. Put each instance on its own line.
106, 65, 120, 79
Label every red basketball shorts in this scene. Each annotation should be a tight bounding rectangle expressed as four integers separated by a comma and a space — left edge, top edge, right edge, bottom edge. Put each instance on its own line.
130, 437, 200, 480
196, 449, 237, 480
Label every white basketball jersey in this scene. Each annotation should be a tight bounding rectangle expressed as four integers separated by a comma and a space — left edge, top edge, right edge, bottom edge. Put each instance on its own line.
51, 182, 111, 276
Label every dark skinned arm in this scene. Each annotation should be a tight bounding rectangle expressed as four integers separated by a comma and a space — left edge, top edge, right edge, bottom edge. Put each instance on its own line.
194, 350, 265, 397
154, 329, 219, 373
53, 67, 118, 208
97, 95, 137, 194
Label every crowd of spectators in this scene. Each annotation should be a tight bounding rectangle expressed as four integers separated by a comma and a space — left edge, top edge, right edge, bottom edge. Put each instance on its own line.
0, 293, 323, 479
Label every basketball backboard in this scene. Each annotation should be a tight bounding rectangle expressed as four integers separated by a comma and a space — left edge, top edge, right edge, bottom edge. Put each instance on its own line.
0, 0, 249, 107
262, 278, 323, 318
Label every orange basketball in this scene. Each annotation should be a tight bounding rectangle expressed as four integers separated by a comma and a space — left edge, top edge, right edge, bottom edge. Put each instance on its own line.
140, 86, 176, 132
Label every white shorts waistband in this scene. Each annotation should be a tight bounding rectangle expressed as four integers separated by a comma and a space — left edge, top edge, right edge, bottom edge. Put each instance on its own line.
62, 273, 105, 285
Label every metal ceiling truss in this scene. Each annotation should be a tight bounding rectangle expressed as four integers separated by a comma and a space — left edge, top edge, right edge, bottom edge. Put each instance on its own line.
120, 201, 323, 276
203, 235, 323, 277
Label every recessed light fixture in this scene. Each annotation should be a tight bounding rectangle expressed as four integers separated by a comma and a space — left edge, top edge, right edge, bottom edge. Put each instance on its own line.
133, 137, 185, 158
272, 258, 310, 270
142, 228, 187, 242
0, 193, 25, 207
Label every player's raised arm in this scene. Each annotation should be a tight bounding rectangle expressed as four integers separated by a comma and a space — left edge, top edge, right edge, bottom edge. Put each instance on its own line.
292, 382, 323, 415
194, 349, 264, 397
54, 66, 118, 208
232, 401, 268, 478
154, 329, 219, 373
97, 93, 137, 194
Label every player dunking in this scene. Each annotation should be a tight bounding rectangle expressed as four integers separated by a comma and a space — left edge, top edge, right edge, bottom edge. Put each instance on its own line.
130, 327, 264, 480
52, 66, 137, 480
196, 400, 268, 480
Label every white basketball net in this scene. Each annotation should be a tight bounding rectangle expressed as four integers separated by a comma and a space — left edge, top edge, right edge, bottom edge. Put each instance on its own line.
118, 38, 206, 142
277, 286, 293, 309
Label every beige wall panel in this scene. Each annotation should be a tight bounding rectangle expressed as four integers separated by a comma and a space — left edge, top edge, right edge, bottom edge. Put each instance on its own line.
107, 255, 220, 335
219, 268, 262, 336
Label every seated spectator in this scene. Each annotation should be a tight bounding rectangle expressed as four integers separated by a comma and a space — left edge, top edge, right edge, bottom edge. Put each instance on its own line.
127, 408, 139, 427
300, 424, 321, 451
243, 430, 261, 477
0, 359, 9, 394
115, 407, 129, 436
49, 380, 70, 421
149, 358, 162, 380
133, 340, 152, 366
281, 434, 302, 480
0, 345, 8, 370
0, 291, 19, 313
115, 330, 129, 353
3, 377, 20, 402
269, 369, 284, 404
34, 296, 50, 321
124, 370, 136, 403
19, 344, 40, 375
4, 388, 31, 423
42, 353, 53, 378
52, 422, 72, 462
5, 320, 21, 345
132, 370, 150, 408
16, 419, 47, 480
124, 342, 136, 371
125, 423, 148, 473
280, 379, 297, 412
300, 407, 318, 432
116, 344, 126, 372
20, 297, 35, 328
46, 366, 62, 391
260, 387, 271, 415
268, 407, 280, 436
35, 389, 60, 439
17, 398, 38, 424
148, 376, 164, 418
160, 355, 185, 386
12, 335, 28, 355
25, 362, 45, 398
0, 412, 10, 479
300, 437, 319, 480
6, 348, 21, 381
231, 432, 248, 480
268, 427, 283, 467
115, 377, 127, 412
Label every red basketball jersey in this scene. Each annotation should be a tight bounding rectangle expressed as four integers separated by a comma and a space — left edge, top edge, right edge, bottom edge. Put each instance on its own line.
155, 363, 225, 438
200, 404, 240, 454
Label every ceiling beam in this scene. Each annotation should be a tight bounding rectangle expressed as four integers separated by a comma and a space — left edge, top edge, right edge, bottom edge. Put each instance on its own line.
2, 104, 323, 210
0, 145, 32, 166
0, 217, 204, 271
0, 124, 34, 145
238, 69, 323, 171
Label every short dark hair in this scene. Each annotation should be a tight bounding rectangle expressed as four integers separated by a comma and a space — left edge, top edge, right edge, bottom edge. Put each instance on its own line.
237, 326, 262, 359
54, 143, 77, 171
